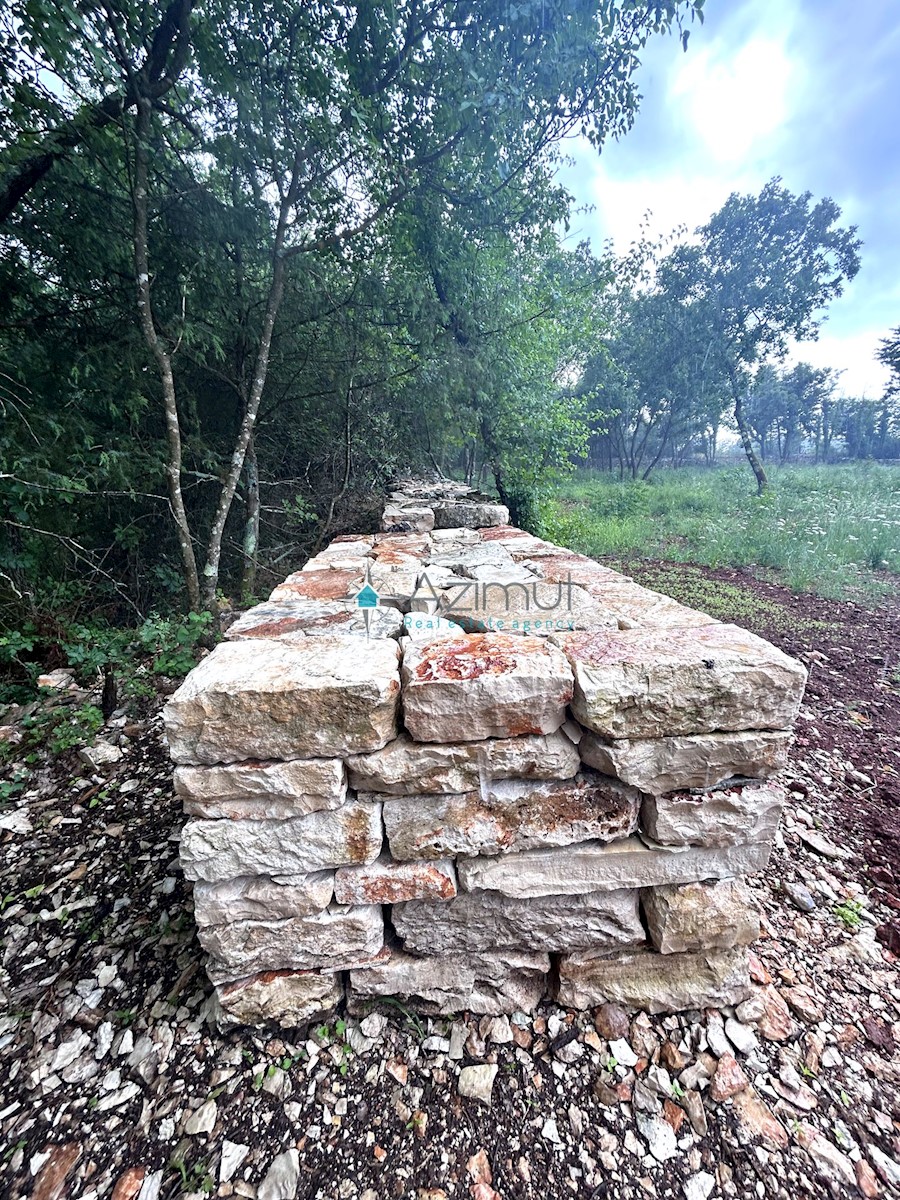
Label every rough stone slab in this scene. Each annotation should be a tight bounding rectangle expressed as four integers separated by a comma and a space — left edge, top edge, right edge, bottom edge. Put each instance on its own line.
558, 624, 807, 738
163, 636, 400, 764
580, 729, 792, 795
400, 614, 465, 641
401, 634, 573, 743
465, 563, 540, 584
426, 543, 516, 573
581, 581, 717, 630
366, 564, 421, 605
215, 970, 343, 1027
434, 580, 616, 636
226, 600, 402, 641
300, 555, 372, 572
175, 758, 347, 821
193, 873, 334, 925
382, 504, 435, 533
557, 947, 751, 1013
642, 880, 760, 954
180, 801, 384, 883
523, 553, 627, 589
641, 781, 785, 848
200, 903, 384, 977
432, 501, 510, 529
348, 948, 548, 1015
456, 835, 772, 899
381, 773, 640, 861
334, 856, 457, 905
347, 730, 580, 795
394, 887, 643, 955
269, 568, 364, 602
373, 532, 432, 555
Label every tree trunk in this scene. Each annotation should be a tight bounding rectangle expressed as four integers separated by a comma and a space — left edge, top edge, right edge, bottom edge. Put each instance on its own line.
240, 435, 260, 603
131, 97, 201, 610
733, 382, 769, 495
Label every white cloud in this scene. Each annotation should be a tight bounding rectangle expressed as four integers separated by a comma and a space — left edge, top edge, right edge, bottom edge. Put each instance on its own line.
786, 330, 890, 398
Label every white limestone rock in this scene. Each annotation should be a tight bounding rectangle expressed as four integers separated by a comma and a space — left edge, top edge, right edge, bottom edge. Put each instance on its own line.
226, 600, 403, 641
432, 500, 510, 529
456, 834, 772, 899
426, 544, 517, 573
381, 773, 640, 861
558, 624, 807, 739
642, 880, 760, 954
393, 887, 644, 955
180, 800, 384, 883
581, 580, 717, 630
347, 730, 580, 795
200, 903, 384, 978
434, 579, 615, 636
333, 856, 457, 905
348, 948, 548, 1015
641, 781, 785, 847
401, 633, 573, 743
269, 568, 364, 603
175, 757, 347, 820
382, 504, 435, 534
557, 947, 751, 1013
163, 636, 400, 763
214, 970, 343, 1027
579, 729, 792, 795
193, 873, 335, 926
400, 614, 465, 641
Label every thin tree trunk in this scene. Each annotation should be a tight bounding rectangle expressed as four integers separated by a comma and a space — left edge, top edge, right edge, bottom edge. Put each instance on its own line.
131, 97, 201, 609
240, 435, 260, 603
731, 375, 768, 495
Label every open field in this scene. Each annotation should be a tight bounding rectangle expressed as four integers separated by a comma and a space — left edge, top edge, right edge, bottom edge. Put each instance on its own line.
541, 464, 900, 602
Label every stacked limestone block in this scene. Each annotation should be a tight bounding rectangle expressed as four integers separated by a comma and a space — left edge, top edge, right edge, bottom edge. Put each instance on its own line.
163, 495, 808, 1028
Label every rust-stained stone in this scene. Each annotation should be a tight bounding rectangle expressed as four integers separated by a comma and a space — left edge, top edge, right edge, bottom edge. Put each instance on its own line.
270, 567, 365, 602
381, 772, 640, 861
163, 635, 400, 763
225, 599, 403, 641
180, 800, 384, 883
214, 969, 343, 1026
334, 855, 457, 905
558, 623, 807, 738
435, 579, 616, 636
346, 729, 580, 795
348, 947, 549, 1015
401, 633, 573, 743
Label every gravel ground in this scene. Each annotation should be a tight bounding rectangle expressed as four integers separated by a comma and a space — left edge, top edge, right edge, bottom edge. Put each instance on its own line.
1, 563, 900, 1200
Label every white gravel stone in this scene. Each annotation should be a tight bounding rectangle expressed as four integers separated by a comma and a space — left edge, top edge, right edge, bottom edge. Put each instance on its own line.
457, 1063, 500, 1104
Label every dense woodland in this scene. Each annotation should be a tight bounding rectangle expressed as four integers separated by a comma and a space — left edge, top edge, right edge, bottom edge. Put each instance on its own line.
1, 0, 899, 660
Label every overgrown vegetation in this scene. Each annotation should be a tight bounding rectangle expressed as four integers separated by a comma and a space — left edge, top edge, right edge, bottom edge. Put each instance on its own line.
541, 464, 900, 601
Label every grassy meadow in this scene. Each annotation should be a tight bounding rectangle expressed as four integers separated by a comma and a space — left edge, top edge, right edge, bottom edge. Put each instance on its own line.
540, 463, 900, 602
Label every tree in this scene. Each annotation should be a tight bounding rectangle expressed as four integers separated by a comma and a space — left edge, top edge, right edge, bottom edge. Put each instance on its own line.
877, 326, 900, 396
662, 179, 861, 493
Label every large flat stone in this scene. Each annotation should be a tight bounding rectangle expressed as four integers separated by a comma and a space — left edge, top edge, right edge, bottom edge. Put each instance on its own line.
401, 634, 573, 742
557, 946, 751, 1012
381, 773, 640, 860
382, 504, 435, 533
200, 903, 384, 977
269, 568, 364, 602
347, 730, 580, 795
641, 781, 785, 847
580, 580, 717, 630
348, 948, 548, 1015
175, 758, 347, 821
193, 873, 334, 925
579, 729, 792, 795
180, 801, 384, 883
433, 580, 615, 636
225, 600, 403, 641
334, 856, 457, 905
643, 880, 760, 954
432, 501, 510, 529
456, 835, 772, 899
558, 624, 807, 738
214, 970, 343, 1027
393, 887, 644, 954
163, 636, 400, 763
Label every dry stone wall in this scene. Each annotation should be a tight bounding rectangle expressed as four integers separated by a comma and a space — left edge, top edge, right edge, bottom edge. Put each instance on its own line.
163, 484, 808, 1028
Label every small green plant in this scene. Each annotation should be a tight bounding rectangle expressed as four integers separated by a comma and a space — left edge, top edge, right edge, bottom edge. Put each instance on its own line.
833, 899, 864, 931
605, 1054, 618, 1072
670, 1080, 684, 1099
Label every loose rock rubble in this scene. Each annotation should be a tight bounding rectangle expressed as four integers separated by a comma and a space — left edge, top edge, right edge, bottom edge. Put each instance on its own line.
1, 548, 898, 1200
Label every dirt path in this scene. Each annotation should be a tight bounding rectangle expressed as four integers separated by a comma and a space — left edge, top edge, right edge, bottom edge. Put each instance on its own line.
1, 563, 899, 1200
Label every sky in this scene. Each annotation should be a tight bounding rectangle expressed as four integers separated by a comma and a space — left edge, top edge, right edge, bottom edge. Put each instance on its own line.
558, 0, 900, 397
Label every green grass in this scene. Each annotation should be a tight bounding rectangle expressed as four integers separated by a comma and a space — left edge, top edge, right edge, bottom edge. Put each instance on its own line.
540, 462, 900, 603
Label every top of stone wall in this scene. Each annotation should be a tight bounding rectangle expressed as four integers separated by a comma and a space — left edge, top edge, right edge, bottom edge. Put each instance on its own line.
383, 478, 509, 532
